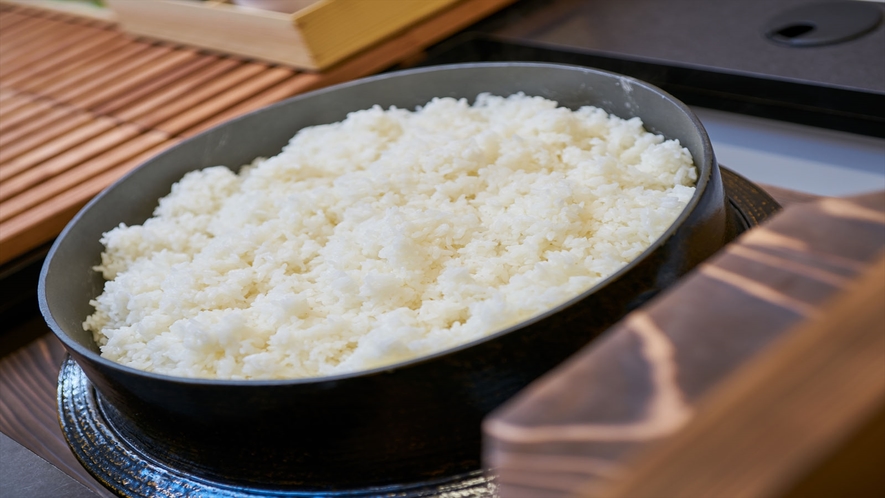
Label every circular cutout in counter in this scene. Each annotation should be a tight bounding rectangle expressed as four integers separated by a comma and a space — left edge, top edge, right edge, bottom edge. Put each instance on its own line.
764, 1, 882, 47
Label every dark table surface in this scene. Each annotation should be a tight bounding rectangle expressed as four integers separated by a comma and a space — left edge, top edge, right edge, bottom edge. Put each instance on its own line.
474, 0, 885, 93
433, 0, 885, 136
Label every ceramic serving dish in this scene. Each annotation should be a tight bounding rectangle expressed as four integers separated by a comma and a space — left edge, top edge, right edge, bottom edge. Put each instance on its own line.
39, 63, 731, 491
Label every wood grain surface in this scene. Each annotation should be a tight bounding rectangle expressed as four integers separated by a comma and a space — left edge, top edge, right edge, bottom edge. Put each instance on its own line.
594, 254, 885, 498
0, 0, 516, 264
484, 191, 885, 498
0, 316, 115, 497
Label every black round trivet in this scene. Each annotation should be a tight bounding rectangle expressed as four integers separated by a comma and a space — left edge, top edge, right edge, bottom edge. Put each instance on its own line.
721, 166, 781, 228
58, 355, 496, 498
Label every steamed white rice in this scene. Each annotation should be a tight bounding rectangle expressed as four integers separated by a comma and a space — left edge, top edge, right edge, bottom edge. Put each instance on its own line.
84, 93, 697, 380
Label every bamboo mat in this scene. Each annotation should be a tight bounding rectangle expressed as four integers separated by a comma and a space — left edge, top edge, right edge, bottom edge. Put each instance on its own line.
0, 0, 513, 265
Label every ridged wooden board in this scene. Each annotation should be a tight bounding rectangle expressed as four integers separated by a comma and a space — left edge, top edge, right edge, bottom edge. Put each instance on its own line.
483, 191, 885, 498
0, 0, 516, 265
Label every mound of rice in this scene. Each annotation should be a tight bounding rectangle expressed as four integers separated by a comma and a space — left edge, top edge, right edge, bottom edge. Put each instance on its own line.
84, 94, 697, 380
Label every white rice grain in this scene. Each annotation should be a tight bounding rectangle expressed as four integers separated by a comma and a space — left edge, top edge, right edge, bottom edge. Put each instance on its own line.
84, 94, 697, 380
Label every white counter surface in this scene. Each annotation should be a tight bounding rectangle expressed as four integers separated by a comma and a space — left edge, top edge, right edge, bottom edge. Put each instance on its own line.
693, 107, 885, 197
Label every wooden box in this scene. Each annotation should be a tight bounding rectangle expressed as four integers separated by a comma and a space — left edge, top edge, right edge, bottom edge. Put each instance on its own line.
105, 0, 462, 70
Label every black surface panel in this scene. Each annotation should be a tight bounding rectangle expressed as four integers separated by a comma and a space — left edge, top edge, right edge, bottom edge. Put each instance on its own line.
423, 0, 885, 137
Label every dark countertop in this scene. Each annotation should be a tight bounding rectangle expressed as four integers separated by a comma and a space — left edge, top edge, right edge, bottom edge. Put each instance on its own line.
432, 0, 885, 137
0, 432, 99, 498
474, 0, 885, 93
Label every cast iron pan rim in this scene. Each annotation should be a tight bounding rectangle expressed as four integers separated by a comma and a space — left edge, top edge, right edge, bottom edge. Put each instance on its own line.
38, 62, 715, 387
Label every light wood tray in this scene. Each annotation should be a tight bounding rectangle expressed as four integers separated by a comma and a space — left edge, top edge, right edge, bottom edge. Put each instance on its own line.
106, 0, 461, 70
0, 0, 514, 265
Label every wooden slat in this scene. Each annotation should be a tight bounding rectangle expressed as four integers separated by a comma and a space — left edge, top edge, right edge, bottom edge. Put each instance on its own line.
108, 57, 244, 121
0, 18, 113, 67
38, 43, 173, 103
155, 66, 295, 135
1, 28, 125, 89
1, 102, 82, 145
0, 109, 93, 163
91, 54, 226, 115
128, 61, 267, 127
0, 94, 60, 131
74, 49, 202, 110
0, 9, 26, 25
0, 138, 178, 262
0, 98, 57, 136
180, 72, 321, 137
0, 18, 101, 76
0, 91, 43, 119
11, 33, 133, 94
0, 11, 44, 39
0, 88, 16, 102
0, 95, 79, 135
0, 131, 169, 223
0, 14, 69, 52
0, 122, 140, 201
0, 117, 117, 181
